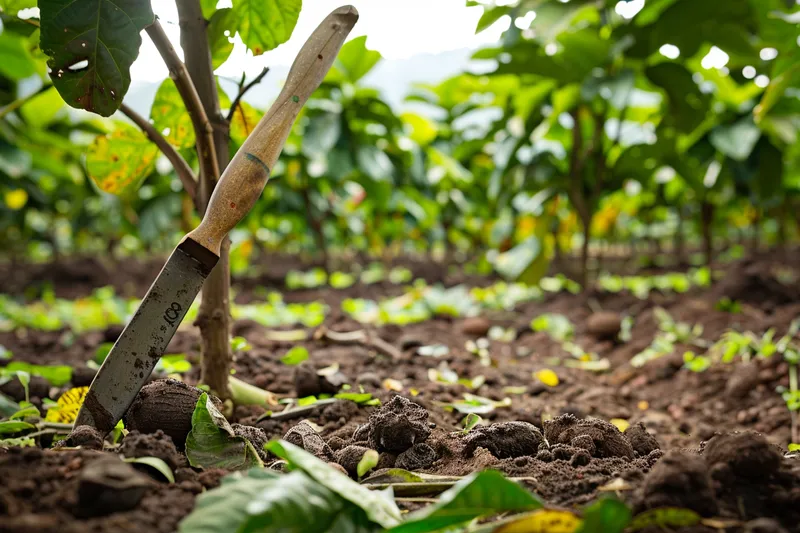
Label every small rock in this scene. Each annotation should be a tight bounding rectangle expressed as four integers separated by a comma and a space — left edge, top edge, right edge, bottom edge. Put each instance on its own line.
327, 436, 347, 451
396, 443, 437, 470
586, 312, 622, 341
462, 317, 491, 337
294, 363, 322, 398
284, 421, 334, 461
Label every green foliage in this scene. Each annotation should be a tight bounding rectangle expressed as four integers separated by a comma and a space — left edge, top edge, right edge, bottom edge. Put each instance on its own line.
281, 346, 309, 366
185, 392, 264, 470
0, 361, 72, 386
231, 0, 302, 56
38, 0, 155, 116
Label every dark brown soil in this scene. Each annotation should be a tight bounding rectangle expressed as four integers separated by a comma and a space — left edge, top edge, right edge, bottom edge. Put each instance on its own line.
3, 253, 800, 532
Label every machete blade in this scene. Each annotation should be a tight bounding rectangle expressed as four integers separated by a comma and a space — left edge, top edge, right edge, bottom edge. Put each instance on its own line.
74, 239, 217, 434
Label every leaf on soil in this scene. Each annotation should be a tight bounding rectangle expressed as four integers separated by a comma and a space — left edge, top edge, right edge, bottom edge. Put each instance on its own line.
123, 456, 175, 483
39, 0, 155, 116
628, 508, 701, 531
387, 470, 543, 533
10, 405, 40, 420
492, 509, 583, 533
178, 468, 384, 533
462, 413, 483, 433
0, 420, 35, 435
45, 386, 88, 424
281, 346, 309, 365
185, 392, 264, 470
534, 369, 559, 387
0, 436, 36, 448
357, 449, 379, 479
1, 361, 72, 386
266, 439, 403, 528
576, 497, 631, 533
87, 122, 160, 195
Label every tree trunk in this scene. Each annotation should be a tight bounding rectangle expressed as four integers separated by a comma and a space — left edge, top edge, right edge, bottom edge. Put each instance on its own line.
176, 0, 233, 399
701, 201, 714, 266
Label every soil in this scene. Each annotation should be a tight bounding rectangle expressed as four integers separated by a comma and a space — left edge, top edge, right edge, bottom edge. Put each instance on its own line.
2, 252, 800, 532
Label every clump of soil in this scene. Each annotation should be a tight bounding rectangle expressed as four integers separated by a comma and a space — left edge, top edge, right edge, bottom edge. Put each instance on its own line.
396, 442, 438, 470
335, 445, 373, 478
703, 431, 781, 480
463, 421, 544, 459
75, 456, 153, 518
544, 414, 635, 459
119, 430, 184, 471
623, 423, 660, 457
586, 311, 622, 340
283, 421, 334, 460
123, 379, 210, 449
60, 425, 104, 450
232, 424, 270, 462
366, 395, 431, 453
293, 363, 348, 397
634, 450, 719, 516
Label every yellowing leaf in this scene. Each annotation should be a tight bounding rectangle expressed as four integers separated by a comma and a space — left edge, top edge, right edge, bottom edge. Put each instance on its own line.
534, 369, 559, 387
610, 418, 630, 432
87, 123, 159, 195
45, 386, 89, 423
637, 400, 649, 410
230, 101, 264, 147
151, 79, 195, 148
4, 189, 28, 210
628, 508, 701, 531
494, 509, 582, 533
401, 112, 438, 145
383, 378, 403, 391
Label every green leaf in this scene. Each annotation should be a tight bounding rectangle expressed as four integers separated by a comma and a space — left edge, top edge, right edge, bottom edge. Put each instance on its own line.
123, 456, 175, 483
577, 498, 632, 533
19, 87, 66, 129
646, 62, 710, 133
789, 443, 800, 452
179, 469, 383, 533
475, 5, 512, 33
357, 449, 379, 479
1, 362, 72, 386
628, 508, 701, 531
10, 405, 40, 420
0, 345, 11, 361
302, 112, 342, 157
87, 122, 160, 195
231, 0, 301, 56
0, 393, 20, 418
357, 145, 393, 181
208, 8, 235, 70
94, 342, 113, 364
185, 392, 264, 470
0, 31, 37, 80
200, 0, 218, 19
151, 79, 196, 149
0, 420, 35, 435
281, 346, 309, 366
709, 117, 761, 161
462, 413, 482, 434
492, 236, 552, 286
328, 36, 382, 83
156, 354, 193, 374
0, 0, 38, 13
39, 0, 155, 117
401, 112, 438, 145
266, 440, 403, 528
388, 470, 543, 533
755, 63, 800, 122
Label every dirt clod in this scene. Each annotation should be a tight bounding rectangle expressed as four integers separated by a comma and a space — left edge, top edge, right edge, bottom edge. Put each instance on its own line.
462, 317, 491, 337
623, 423, 660, 457
544, 415, 634, 459
119, 430, 183, 471
635, 451, 718, 517
76, 456, 153, 518
123, 379, 207, 449
744, 518, 789, 533
463, 421, 543, 459
294, 363, 322, 397
367, 396, 430, 453
586, 311, 622, 340
232, 424, 270, 462
283, 421, 334, 460
396, 443, 438, 471
335, 445, 373, 478
61, 425, 104, 450
703, 431, 781, 480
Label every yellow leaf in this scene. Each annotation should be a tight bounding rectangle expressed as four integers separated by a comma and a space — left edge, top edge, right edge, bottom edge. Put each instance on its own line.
4, 189, 28, 210
87, 122, 159, 196
610, 418, 630, 432
637, 400, 649, 410
534, 368, 559, 387
45, 386, 89, 423
494, 509, 582, 533
383, 378, 403, 391
230, 100, 264, 147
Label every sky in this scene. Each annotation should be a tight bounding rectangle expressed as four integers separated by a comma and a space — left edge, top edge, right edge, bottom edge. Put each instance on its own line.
130, 0, 505, 83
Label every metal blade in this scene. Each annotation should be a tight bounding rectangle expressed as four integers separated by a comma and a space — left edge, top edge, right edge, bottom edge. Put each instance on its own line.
75, 239, 218, 434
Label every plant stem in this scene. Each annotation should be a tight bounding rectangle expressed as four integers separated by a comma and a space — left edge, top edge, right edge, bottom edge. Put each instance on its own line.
226, 67, 270, 122
119, 103, 197, 201
790, 364, 798, 443
175, 0, 233, 400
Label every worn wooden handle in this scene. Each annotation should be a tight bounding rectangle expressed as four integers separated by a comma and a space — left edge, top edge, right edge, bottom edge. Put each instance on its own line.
185, 5, 359, 255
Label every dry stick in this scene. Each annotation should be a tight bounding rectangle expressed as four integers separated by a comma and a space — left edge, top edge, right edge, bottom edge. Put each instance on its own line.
119, 103, 197, 201
226, 66, 271, 122
145, 20, 220, 194
313, 326, 403, 360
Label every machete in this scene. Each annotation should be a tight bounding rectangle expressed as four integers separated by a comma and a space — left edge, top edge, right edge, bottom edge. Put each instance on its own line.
75, 5, 359, 434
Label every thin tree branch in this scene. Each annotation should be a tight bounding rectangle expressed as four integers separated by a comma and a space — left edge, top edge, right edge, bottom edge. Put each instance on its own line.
226, 67, 270, 122
145, 20, 220, 192
119, 103, 198, 201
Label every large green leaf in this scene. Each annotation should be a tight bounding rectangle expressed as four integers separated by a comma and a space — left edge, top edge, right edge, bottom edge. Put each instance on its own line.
0, 421, 35, 435
38, 0, 155, 117
178, 469, 382, 533
1, 361, 72, 386
186, 393, 264, 471
231, 0, 301, 56
387, 470, 543, 533
19, 87, 66, 129
328, 36, 382, 84
208, 8, 235, 70
302, 112, 342, 157
709, 117, 761, 161
86, 122, 159, 195
200, 0, 218, 19
266, 440, 403, 528
150, 79, 195, 149
646, 62, 710, 133
0, 30, 37, 80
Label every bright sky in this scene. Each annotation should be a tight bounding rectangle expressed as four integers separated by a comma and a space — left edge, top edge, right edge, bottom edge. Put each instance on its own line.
130, 1, 504, 83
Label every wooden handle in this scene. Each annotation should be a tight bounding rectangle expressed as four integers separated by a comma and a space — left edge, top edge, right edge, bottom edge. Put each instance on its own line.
186, 5, 359, 255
